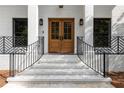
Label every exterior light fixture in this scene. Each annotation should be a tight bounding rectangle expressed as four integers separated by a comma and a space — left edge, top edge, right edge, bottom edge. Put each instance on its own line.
79, 19, 83, 25
59, 5, 63, 8
39, 18, 43, 26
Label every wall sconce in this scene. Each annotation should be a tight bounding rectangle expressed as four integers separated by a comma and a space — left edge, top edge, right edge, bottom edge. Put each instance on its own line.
79, 19, 83, 25
59, 5, 63, 8
39, 18, 43, 26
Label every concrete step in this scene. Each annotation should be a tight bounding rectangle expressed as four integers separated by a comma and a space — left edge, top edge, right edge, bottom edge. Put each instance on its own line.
30, 64, 88, 69
18, 69, 98, 75
40, 55, 80, 62
3, 82, 114, 88
7, 75, 111, 82
37, 61, 81, 64
39, 60, 80, 63
38, 58, 80, 62
5, 55, 113, 88
37, 61, 80, 64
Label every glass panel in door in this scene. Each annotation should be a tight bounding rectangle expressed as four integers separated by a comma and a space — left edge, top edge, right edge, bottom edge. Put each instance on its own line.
51, 22, 59, 40
64, 22, 72, 40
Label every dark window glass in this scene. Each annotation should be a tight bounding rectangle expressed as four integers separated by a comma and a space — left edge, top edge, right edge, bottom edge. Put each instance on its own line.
51, 22, 59, 39
64, 22, 72, 39
13, 18, 28, 47
94, 18, 111, 47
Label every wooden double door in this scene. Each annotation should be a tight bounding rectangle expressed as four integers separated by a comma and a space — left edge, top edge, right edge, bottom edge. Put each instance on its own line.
48, 18, 74, 53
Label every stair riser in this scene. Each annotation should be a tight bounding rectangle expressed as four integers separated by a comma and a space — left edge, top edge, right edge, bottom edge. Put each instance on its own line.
39, 60, 79, 62
8, 81, 111, 84
32, 64, 85, 66
37, 62, 80, 64
35, 64, 83, 66
20, 71, 97, 75
31, 67, 88, 69
4, 82, 114, 88
7, 79, 111, 83
7, 75, 112, 82
19, 73, 97, 75
31, 65, 88, 69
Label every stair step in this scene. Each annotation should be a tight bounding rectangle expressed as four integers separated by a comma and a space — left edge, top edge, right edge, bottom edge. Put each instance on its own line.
39, 60, 80, 63
19, 69, 97, 75
3, 82, 114, 88
30, 64, 88, 69
6, 55, 113, 88
37, 61, 80, 64
7, 75, 111, 82
36, 62, 83, 65
40, 55, 80, 62
41, 55, 78, 59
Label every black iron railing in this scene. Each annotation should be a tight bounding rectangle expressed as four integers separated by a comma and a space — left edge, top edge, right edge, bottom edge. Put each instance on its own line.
77, 37, 109, 77
9, 36, 44, 77
77, 36, 124, 77
0, 36, 27, 54
95, 36, 124, 54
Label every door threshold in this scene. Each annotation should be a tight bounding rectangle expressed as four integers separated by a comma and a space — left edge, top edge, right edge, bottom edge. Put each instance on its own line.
45, 53, 76, 55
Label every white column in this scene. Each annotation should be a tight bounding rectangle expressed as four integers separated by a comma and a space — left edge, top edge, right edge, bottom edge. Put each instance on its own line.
84, 5, 94, 46
28, 5, 38, 45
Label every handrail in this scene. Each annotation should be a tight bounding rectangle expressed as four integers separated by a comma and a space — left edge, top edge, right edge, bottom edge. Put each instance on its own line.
9, 36, 44, 77
17, 41, 38, 73
77, 37, 108, 77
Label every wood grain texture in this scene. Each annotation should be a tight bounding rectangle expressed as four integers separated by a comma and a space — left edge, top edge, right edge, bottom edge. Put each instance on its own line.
48, 18, 74, 53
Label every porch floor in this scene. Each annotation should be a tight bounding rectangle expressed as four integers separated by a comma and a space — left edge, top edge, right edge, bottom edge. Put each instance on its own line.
4, 55, 114, 88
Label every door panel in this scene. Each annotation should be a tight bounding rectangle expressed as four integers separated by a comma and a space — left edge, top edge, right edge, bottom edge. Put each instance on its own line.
49, 20, 61, 52
49, 18, 74, 53
61, 21, 74, 53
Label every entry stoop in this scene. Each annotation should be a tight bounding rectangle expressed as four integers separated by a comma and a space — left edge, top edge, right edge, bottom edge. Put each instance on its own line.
4, 55, 114, 88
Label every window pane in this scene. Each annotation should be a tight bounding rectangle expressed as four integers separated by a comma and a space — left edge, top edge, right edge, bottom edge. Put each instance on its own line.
14, 18, 28, 47
68, 34, 71, 39
64, 34, 68, 39
64, 22, 72, 40
94, 18, 111, 47
51, 22, 59, 40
